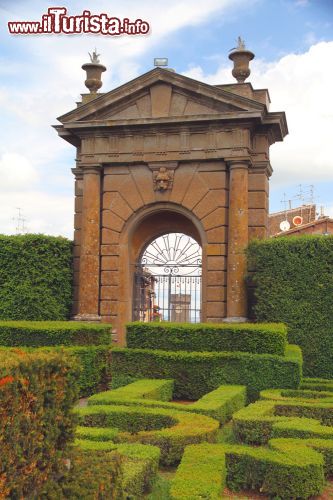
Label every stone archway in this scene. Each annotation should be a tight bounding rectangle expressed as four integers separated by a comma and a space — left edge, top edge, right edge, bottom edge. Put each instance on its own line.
121, 205, 207, 340
55, 65, 287, 346
133, 232, 202, 323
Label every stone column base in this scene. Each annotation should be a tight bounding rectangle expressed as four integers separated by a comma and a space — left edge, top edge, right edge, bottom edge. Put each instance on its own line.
72, 314, 102, 322
222, 316, 248, 323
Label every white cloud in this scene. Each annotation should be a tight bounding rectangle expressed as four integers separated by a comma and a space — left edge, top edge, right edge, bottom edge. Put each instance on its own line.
0, 153, 38, 189
0, 2, 332, 236
0, 0, 246, 237
0, 191, 73, 237
184, 41, 333, 188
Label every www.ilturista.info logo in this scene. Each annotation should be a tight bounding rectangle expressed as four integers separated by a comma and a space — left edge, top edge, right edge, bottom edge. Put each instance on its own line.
8, 7, 150, 35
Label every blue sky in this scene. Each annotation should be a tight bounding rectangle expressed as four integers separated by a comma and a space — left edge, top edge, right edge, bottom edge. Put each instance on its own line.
0, 0, 332, 236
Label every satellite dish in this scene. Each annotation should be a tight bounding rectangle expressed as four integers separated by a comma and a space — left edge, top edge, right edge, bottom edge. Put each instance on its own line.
293, 216, 303, 226
280, 220, 290, 232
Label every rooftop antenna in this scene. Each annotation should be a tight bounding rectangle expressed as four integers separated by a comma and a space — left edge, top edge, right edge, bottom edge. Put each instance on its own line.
293, 184, 315, 205
12, 207, 28, 234
293, 184, 316, 221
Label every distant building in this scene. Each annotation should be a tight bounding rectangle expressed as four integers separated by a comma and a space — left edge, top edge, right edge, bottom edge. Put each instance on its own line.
170, 294, 191, 322
269, 204, 317, 236
269, 204, 333, 237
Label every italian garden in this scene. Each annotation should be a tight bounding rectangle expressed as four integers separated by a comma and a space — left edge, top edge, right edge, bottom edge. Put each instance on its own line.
1, 46, 333, 499
1, 233, 333, 499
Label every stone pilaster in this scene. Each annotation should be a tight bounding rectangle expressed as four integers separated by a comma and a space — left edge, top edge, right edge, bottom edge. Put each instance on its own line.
71, 167, 83, 316
73, 164, 102, 321
225, 159, 250, 321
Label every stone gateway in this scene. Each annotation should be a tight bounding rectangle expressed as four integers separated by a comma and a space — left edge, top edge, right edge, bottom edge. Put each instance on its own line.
54, 45, 287, 344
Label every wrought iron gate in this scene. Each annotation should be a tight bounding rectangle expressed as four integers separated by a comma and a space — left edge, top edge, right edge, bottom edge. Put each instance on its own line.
133, 233, 201, 323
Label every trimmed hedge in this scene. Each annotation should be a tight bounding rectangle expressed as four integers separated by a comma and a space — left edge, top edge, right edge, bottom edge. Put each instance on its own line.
74, 443, 160, 498
75, 404, 219, 465
170, 443, 225, 499
260, 388, 333, 403
0, 321, 112, 347
247, 236, 333, 378
39, 448, 123, 498
0, 348, 79, 497
270, 437, 333, 477
89, 378, 175, 403
3, 346, 112, 398
301, 377, 333, 392
65, 346, 112, 397
126, 321, 287, 355
111, 344, 302, 400
171, 441, 325, 499
0, 234, 73, 320
232, 399, 333, 445
88, 379, 246, 424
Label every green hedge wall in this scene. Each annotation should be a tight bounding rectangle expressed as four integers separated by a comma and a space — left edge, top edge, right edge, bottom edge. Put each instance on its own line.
39, 346, 112, 397
126, 321, 287, 355
87, 380, 246, 424
0, 348, 79, 497
39, 449, 123, 498
0, 321, 112, 347
247, 236, 333, 378
0, 234, 73, 320
111, 345, 302, 400
66, 443, 160, 499
65, 346, 112, 397
171, 441, 326, 499
1, 346, 112, 398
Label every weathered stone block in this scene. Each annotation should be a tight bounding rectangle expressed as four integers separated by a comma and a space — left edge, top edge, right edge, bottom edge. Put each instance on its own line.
248, 172, 269, 193
102, 228, 120, 244
206, 301, 226, 318
103, 192, 133, 221
249, 208, 267, 226
102, 210, 124, 232
100, 300, 118, 316
206, 244, 227, 256
101, 271, 119, 286
75, 196, 83, 213
101, 256, 119, 271
202, 208, 227, 230
101, 286, 119, 300
207, 270, 226, 286
206, 227, 227, 244
248, 191, 268, 209
207, 256, 226, 271
207, 286, 226, 301
101, 244, 120, 256
193, 190, 227, 219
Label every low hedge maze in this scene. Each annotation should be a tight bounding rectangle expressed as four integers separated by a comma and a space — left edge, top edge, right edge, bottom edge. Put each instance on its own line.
74, 375, 333, 498
75, 401, 220, 465
1, 318, 333, 498
87, 379, 247, 424
171, 386, 333, 498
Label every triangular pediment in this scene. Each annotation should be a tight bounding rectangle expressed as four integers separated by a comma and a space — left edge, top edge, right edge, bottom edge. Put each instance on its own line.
57, 68, 265, 125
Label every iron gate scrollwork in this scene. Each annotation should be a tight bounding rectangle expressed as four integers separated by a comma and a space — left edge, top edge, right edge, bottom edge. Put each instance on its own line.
133, 233, 202, 323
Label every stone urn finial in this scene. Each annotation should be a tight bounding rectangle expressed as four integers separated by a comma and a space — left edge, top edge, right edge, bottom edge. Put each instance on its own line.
82, 50, 106, 93
228, 37, 255, 83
